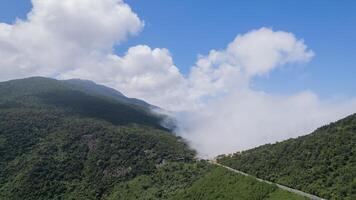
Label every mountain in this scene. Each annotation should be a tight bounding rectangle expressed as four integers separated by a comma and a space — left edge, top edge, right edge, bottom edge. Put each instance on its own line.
217, 114, 356, 200
63, 79, 154, 109
0, 77, 306, 200
0, 77, 163, 128
0, 77, 195, 199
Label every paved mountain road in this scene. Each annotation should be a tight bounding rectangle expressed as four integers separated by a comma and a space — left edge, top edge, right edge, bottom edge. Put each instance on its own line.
210, 161, 326, 200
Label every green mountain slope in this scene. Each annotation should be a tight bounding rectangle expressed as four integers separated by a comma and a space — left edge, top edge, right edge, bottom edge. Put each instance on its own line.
63, 79, 153, 108
106, 164, 307, 200
0, 77, 306, 200
170, 166, 307, 200
0, 77, 163, 128
0, 77, 194, 199
218, 114, 356, 200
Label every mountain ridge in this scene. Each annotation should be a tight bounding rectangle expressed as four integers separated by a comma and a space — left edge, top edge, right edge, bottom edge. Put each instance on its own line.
218, 113, 356, 200
0, 76, 324, 200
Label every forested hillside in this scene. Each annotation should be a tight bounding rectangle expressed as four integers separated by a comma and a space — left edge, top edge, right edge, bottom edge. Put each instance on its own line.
218, 114, 356, 200
0, 77, 195, 199
0, 77, 306, 199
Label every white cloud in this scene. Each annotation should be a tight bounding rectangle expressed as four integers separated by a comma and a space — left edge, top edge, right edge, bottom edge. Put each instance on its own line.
175, 90, 356, 157
0, 1, 355, 158
29, 0, 143, 50
59, 45, 188, 110
172, 28, 355, 157
0, 0, 187, 110
0, 0, 143, 80
183, 28, 315, 109
227, 28, 314, 76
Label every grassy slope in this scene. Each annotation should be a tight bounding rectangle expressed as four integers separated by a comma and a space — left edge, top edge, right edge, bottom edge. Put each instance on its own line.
106, 162, 212, 200
218, 114, 356, 200
106, 164, 306, 200
171, 166, 307, 200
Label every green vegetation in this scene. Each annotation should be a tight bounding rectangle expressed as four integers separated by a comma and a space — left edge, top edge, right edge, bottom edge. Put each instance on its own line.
171, 166, 307, 200
265, 189, 308, 200
0, 77, 193, 199
0, 77, 164, 128
0, 77, 308, 199
106, 164, 306, 200
218, 114, 356, 200
106, 162, 212, 200
0, 110, 194, 199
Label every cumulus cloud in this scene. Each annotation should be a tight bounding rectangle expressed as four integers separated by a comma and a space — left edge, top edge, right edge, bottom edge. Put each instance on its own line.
0, 1, 355, 158
187, 28, 314, 103
59, 45, 187, 110
0, 0, 143, 80
227, 28, 314, 76
172, 28, 356, 157
0, 0, 187, 110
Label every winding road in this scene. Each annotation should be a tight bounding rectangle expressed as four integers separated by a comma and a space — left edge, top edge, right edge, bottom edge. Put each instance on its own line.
210, 161, 326, 200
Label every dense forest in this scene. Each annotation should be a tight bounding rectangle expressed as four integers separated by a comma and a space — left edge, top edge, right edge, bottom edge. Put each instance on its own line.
0, 77, 305, 199
0, 77, 194, 199
218, 114, 356, 200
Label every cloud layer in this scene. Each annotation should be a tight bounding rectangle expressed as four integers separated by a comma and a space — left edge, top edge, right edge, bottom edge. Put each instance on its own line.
176, 90, 356, 157
1, 0, 355, 157
0, 0, 143, 80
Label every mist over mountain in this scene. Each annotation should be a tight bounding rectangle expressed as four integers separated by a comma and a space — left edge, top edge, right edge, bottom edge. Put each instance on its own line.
0, 0, 355, 199
1, 0, 355, 159
0, 77, 308, 200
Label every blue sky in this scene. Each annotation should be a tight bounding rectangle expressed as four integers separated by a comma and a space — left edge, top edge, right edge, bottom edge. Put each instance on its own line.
1, 0, 355, 98
1, 0, 356, 155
